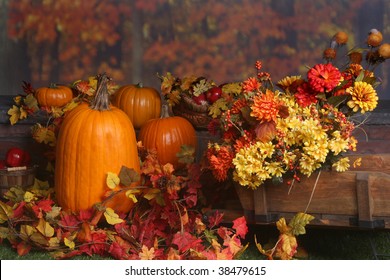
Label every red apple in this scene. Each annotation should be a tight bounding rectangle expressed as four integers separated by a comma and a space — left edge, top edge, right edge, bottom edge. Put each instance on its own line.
206, 86, 222, 104
192, 93, 208, 105
6, 147, 27, 167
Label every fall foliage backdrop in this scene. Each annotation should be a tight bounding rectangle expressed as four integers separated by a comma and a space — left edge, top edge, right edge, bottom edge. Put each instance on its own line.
1, 0, 390, 99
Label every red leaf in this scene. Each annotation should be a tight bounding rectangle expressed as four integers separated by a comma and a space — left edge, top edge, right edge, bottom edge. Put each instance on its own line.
78, 208, 94, 222
208, 210, 224, 227
16, 241, 31, 256
12, 201, 26, 219
172, 232, 203, 253
109, 241, 128, 260
59, 212, 80, 228
232, 216, 248, 239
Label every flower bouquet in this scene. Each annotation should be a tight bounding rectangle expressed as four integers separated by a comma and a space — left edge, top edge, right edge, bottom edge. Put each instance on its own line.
200, 30, 390, 224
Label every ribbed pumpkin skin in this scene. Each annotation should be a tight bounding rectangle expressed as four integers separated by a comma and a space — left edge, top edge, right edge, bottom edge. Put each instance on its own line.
138, 115, 197, 167
54, 103, 140, 213
112, 84, 161, 129
35, 85, 73, 107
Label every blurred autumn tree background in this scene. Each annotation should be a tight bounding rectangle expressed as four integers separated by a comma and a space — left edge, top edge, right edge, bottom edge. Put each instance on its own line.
1, 0, 390, 99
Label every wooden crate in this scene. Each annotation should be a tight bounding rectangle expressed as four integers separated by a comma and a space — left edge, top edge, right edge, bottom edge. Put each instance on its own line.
234, 154, 390, 229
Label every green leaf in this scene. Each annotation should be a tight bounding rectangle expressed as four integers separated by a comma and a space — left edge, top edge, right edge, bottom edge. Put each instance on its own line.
288, 212, 315, 236
327, 95, 349, 108
118, 166, 140, 187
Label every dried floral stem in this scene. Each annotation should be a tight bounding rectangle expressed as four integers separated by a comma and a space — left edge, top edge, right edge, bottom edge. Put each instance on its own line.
304, 170, 322, 213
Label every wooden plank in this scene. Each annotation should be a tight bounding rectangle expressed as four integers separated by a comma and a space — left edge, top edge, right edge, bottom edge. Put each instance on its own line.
356, 173, 373, 223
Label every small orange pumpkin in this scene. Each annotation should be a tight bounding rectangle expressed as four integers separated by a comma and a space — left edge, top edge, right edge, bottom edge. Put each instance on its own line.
112, 83, 162, 129
138, 105, 197, 167
35, 84, 73, 107
55, 74, 140, 214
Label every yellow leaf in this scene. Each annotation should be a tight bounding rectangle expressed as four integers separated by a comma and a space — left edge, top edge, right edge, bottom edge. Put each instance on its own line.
49, 237, 60, 248
208, 98, 228, 118
24, 93, 39, 111
46, 206, 62, 222
31, 124, 57, 146
353, 157, 362, 168
50, 106, 64, 118
64, 237, 75, 250
276, 233, 298, 260
36, 218, 55, 237
7, 105, 21, 125
125, 189, 140, 203
106, 172, 120, 189
63, 100, 80, 112
19, 224, 36, 241
143, 188, 161, 200
13, 95, 22, 105
0, 201, 13, 223
32, 178, 50, 190
104, 207, 124, 225
276, 217, 290, 234
23, 191, 35, 203
139, 245, 155, 260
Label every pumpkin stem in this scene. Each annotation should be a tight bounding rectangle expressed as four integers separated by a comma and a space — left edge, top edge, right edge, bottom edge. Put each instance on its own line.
137, 82, 144, 88
90, 73, 111, 111
160, 104, 171, 118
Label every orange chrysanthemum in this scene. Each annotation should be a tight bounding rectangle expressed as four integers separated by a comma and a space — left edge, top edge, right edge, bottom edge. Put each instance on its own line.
207, 146, 235, 182
250, 89, 282, 123
346, 81, 378, 113
242, 77, 261, 93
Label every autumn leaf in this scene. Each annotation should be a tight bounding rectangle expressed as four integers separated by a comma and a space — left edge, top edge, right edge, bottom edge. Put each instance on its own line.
353, 157, 362, 168
232, 216, 248, 239
36, 218, 55, 237
172, 231, 203, 253
23, 93, 39, 112
176, 145, 195, 164
31, 123, 56, 146
63, 100, 79, 112
23, 191, 35, 203
8, 105, 23, 125
50, 106, 64, 118
275, 233, 298, 260
139, 245, 155, 260
118, 166, 140, 186
64, 237, 75, 250
104, 208, 124, 225
208, 98, 228, 118
143, 188, 161, 200
125, 189, 140, 203
276, 217, 290, 234
288, 212, 315, 236
0, 201, 13, 223
19, 224, 36, 241
16, 241, 32, 256
106, 172, 120, 189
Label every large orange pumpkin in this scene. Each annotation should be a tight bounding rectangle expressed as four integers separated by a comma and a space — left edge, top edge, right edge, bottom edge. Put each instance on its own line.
138, 105, 197, 167
55, 74, 140, 214
112, 83, 162, 129
35, 84, 73, 107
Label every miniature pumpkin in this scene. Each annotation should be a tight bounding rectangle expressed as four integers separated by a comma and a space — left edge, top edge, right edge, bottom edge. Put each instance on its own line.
54, 74, 140, 214
112, 83, 162, 129
35, 84, 73, 107
138, 104, 197, 167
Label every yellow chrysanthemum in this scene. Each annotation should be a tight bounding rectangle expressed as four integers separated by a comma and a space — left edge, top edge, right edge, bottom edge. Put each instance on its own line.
346, 81, 378, 113
328, 131, 350, 155
332, 157, 350, 172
